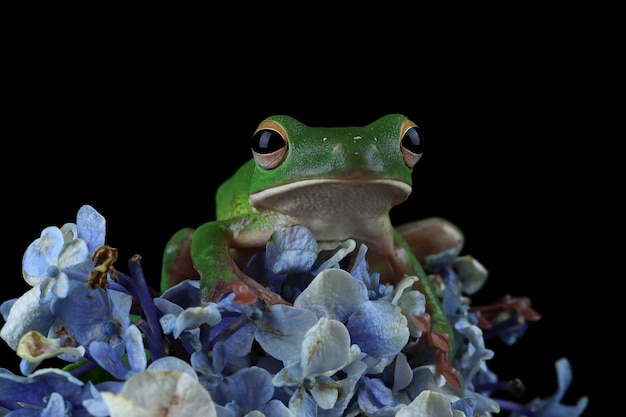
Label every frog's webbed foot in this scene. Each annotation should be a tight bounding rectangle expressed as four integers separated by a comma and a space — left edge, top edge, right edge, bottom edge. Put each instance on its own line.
395, 217, 464, 265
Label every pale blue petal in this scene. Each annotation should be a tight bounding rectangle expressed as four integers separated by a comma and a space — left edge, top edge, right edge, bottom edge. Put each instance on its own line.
41, 391, 65, 417
347, 300, 409, 358
272, 361, 303, 387
318, 361, 367, 417
83, 395, 112, 417
124, 325, 147, 373
22, 226, 64, 285
358, 377, 401, 416
148, 356, 198, 379
288, 386, 317, 417
60, 222, 78, 243
19, 357, 40, 375
254, 304, 317, 362
160, 313, 177, 334
313, 239, 356, 273
309, 375, 340, 409
220, 322, 256, 358
40, 277, 55, 304
108, 289, 132, 329
455, 320, 494, 381
554, 357, 573, 402
301, 318, 351, 376
393, 352, 413, 392
173, 305, 222, 338
424, 248, 459, 272
453, 255, 488, 295
228, 366, 274, 410
349, 243, 372, 287
266, 225, 318, 274
77, 205, 106, 253
57, 238, 91, 273
212, 341, 228, 372
294, 268, 368, 321
397, 390, 462, 417
190, 351, 214, 375
0, 298, 16, 321
523, 357, 589, 417
51, 272, 69, 299
452, 397, 477, 417
396, 290, 426, 338
0, 286, 54, 350
89, 341, 129, 380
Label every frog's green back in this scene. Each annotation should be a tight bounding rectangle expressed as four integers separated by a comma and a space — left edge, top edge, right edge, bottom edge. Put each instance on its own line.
215, 159, 256, 220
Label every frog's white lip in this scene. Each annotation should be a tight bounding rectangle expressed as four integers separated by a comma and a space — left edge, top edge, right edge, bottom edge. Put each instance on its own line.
249, 178, 411, 206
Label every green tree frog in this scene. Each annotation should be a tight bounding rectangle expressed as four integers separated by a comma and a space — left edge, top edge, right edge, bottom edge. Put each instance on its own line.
161, 114, 463, 359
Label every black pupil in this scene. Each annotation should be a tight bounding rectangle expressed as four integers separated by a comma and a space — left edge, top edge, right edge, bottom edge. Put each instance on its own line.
402, 126, 424, 153
252, 129, 285, 154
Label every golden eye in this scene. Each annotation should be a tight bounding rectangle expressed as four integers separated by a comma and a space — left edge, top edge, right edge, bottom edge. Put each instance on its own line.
400, 118, 424, 168
252, 120, 289, 169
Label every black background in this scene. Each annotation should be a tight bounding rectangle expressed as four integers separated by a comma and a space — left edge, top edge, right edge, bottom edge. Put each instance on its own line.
3, 15, 603, 416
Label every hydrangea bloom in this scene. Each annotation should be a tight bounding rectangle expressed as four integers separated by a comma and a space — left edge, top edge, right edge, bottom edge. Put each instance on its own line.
0, 206, 588, 416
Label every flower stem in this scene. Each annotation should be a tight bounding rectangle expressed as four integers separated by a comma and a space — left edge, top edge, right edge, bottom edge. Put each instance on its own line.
119, 256, 165, 360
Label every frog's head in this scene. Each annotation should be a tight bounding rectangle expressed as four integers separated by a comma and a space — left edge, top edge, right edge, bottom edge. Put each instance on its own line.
248, 114, 424, 222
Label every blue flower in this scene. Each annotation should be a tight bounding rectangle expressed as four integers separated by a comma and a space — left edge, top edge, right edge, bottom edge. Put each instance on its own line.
213, 366, 292, 417
272, 316, 361, 415
510, 357, 589, 417
155, 283, 222, 353
89, 324, 147, 381
23, 204, 106, 300
0, 208, 590, 416
95, 358, 217, 417
0, 367, 98, 416
1, 205, 106, 351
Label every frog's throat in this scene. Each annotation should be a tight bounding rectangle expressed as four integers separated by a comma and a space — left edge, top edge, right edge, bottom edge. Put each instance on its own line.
248, 178, 411, 255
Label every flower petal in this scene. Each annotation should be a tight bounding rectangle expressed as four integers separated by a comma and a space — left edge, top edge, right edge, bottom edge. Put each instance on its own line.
173, 305, 222, 338
266, 225, 318, 274
346, 300, 409, 358
16, 330, 85, 364
100, 370, 217, 417
254, 304, 317, 362
294, 268, 368, 321
397, 390, 466, 417
0, 286, 54, 350
22, 226, 64, 286
301, 317, 351, 376
77, 204, 106, 253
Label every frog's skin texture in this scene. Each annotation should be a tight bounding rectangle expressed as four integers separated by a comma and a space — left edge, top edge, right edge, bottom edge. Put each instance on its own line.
161, 114, 464, 362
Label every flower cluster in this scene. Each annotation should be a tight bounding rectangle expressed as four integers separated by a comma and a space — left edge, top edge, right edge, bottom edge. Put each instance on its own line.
0, 205, 588, 416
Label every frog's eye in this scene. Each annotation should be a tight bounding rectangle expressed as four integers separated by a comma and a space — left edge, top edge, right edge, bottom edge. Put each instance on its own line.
400, 118, 424, 168
252, 120, 289, 169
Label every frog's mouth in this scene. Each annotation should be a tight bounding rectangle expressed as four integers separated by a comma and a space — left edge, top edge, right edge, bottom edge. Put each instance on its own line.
249, 178, 411, 226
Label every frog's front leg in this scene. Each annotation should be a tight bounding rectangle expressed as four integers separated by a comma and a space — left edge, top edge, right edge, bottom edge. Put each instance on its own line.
191, 220, 289, 306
